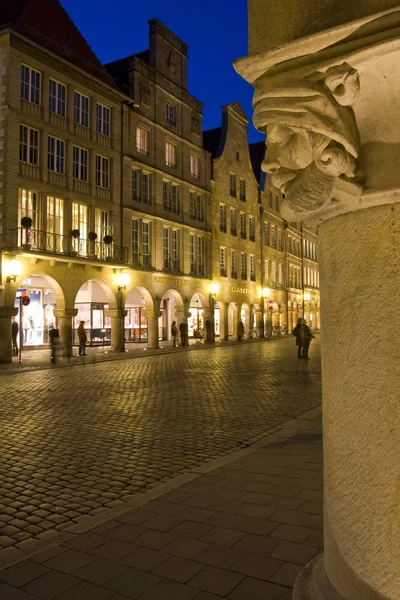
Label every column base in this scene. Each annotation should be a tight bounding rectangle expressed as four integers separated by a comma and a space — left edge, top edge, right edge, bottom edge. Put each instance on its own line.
293, 555, 344, 600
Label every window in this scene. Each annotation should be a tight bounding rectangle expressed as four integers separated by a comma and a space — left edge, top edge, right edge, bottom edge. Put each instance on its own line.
96, 155, 110, 188
21, 65, 40, 105
132, 169, 151, 205
132, 219, 139, 264
136, 127, 149, 155
235, 150, 240, 161
273, 193, 279, 211
20, 125, 39, 165
277, 228, 282, 251
195, 195, 203, 222
73, 146, 88, 181
230, 208, 237, 236
132, 219, 151, 266
189, 192, 203, 221
72, 202, 88, 253
220, 247, 226, 276
267, 190, 273, 208
197, 236, 204, 275
219, 204, 227, 232
190, 234, 195, 273
264, 259, 269, 284
18, 188, 38, 232
240, 212, 246, 239
166, 104, 176, 126
74, 91, 89, 127
165, 142, 177, 168
241, 252, 247, 280
239, 178, 246, 201
190, 155, 199, 179
229, 173, 236, 197
250, 255, 255, 281
163, 227, 179, 271
271, 224, 276, 248
264, 221, 269, 245
95, 209, 111, 242
249, 216, 255, 241
48, 136, 65, 174
96, 103, 110, 137
162, 181, 179, 213
278, 263, 283, 287
49, 79, 66, 117
231, 250, 237, 278
46, 196, 64, 238
271, 261, 277, 286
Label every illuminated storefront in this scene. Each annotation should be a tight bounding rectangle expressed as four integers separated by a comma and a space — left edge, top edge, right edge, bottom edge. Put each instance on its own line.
15, 276, 56, 345
125, 307, 147, 342
73, 303, 111, 345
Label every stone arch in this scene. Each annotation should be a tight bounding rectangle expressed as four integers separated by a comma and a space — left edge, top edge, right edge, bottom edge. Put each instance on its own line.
74, 279, 117, 347
125, 285, 154, 313
158, 288, 185, 342
7, 271, 66, 310
124, 285, 154, 344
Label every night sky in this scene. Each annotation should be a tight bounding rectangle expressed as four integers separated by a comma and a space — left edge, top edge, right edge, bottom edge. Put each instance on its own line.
61, 0, 264, 143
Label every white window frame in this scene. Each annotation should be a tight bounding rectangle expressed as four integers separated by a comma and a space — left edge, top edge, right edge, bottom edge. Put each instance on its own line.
21, 65, 41, 105
165, 141, 177, 168
132, 218, 140, 264
278, 263, 283, 286
73, 146, 89, 182
142, 220, 151, 267
74, 91, 89, 127
136, 126, 149, 155
49, 78, 66, 117
264, 259, 269, 284
20, 125, 39, 165
190, 233, 195, 273
190, 154, 199, 179
95, 155, 110, 189
96, 103, 110, 137
47, 136, 65, 174
271, 261, 277, 285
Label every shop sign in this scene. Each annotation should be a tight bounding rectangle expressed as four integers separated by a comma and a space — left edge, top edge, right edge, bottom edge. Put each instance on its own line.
22, 296, 30, 306
154, 276, 190, 286
231, 286, 248, 294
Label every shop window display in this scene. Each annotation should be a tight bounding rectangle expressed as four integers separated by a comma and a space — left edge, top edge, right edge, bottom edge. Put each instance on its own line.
15, 278, 57, 346
125, 307, 147, 342
74, 303, 111, 345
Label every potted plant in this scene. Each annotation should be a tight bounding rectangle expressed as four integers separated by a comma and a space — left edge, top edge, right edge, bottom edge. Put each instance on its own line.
70, 229, 80, 256
88, 231, 98, 257
103, 234, 113, 261
21, 216, 33, 250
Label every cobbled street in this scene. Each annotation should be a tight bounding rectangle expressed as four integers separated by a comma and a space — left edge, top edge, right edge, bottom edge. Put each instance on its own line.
0, 338, 321, 551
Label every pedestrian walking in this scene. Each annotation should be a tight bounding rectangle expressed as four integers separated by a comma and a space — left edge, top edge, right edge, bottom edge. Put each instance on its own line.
11, 318, 19, 356
77, 321, 87, 356
292, 317, 304, 359
179, 321, 188, 347
299, 319, 315, 360
49, 325, 60, 364
237, 319, 244, 342
171, 320, 178, 347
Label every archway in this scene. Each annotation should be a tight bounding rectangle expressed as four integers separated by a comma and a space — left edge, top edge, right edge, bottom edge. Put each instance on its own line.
158, 288, 184, 342
228, 302, 238, 339
214, 300, 224, 340
240, 303, 250, 335
74, 280, 116, 346
15, 273, 65, 346
124, 286, 154, 344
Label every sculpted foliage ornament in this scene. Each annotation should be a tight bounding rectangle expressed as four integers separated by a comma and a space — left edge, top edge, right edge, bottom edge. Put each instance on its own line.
253, 63, 360, 221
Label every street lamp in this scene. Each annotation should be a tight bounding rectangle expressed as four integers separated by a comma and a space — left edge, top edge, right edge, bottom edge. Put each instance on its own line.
117, 271, 130, 291
6, 259, 21, 283
210, 283, 219, 297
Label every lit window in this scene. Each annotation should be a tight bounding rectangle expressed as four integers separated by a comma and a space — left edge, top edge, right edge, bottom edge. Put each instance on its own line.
220, 247, 226, 276
96, 103, 110, 137
190, 155, 199, 179
49, 79, 66, 117
250, 255, 255, 281
19, 125, 39, 165
74, 91, 89, 127
21, 65, 41, 105
240, 213, 246, 239
162, 181, 179, 213
165, 142, 177, 168
136, 127, 149, 155
241, 252, 247, 280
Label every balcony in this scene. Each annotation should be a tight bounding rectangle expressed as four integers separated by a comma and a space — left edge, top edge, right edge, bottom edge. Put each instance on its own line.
7, 228, 128, 264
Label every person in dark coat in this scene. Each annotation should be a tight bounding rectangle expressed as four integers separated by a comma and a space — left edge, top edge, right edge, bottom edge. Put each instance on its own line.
292, 317, 304, 359
171, 321, 178, 347
49, 325, 60, 364
11, 318, 19, 356
237, 319, 244, 342
179, 321, 188, 347
299, 319, 315, 360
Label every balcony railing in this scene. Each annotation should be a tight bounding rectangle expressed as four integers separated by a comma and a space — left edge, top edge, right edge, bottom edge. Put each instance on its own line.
8, 228, 128, 264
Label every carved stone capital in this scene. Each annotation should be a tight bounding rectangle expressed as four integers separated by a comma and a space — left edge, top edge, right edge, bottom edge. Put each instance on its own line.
253, 63, 361, 221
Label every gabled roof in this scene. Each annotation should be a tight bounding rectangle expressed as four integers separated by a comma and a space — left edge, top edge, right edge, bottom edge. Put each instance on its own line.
0, 0, 118, 89
203, 127, 222, 158
249, 141, 266, 183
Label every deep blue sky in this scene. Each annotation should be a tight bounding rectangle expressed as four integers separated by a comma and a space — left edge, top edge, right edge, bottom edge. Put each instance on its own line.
61, 0, 264, 143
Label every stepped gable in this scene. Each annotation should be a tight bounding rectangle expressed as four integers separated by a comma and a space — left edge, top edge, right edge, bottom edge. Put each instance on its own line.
0, 0, 118, 88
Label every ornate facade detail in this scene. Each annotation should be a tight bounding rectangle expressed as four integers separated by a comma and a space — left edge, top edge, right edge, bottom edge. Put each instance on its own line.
253, 63, 360, 221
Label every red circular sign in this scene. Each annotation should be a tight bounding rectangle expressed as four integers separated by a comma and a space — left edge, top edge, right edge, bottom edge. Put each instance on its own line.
269, 306, 274, 311
21, 296, 30, 306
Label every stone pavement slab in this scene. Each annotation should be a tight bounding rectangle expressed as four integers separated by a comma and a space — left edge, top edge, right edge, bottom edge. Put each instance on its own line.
0, 401, 323, 599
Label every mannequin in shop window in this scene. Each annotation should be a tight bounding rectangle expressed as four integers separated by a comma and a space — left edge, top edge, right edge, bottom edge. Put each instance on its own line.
28, 315, 34, 344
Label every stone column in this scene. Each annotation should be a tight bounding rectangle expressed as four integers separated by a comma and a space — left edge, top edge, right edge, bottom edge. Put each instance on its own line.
222, 303, 229, 341
176, 306, 190, 346
107, 309, 127, 352
147, 313, 160, 349
235, 5, 400, 598
265, 308, 273, 338
255, 308, 264, 338
0, 307, 18, 363
54, 309, 78, 358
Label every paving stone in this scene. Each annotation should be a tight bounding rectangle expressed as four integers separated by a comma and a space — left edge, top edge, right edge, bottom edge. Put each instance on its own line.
200, 526, 245, 548
270, 561, 304, 587
237, 504, 276, 520
305, 529, 324, 548
0, 582, 36, 600
169, 520, 213, 540
71, 557, 128, 585
56, 580, 114, 600
205, 512, 244, 529
116, 511, 156, 526
163, 537, 209, 559
44, 548, 96, 574
153, 556, 205, 583
188, 565, 244, 596
120, 547, 169, 572
301, 514, 323, 530
233, 533, 280, 556
269, 523, 314, 544
196, 545, 243, 569
0, 559, 50, 587
231, 553, 283, 581
179, 507, 216, 523
63, 533, 106, 552
107, 524, 148, 543
228, 576, 290, 600
140, 578, 199, 600
91, 540, 135, 561
105, 567, 159, 598
22, 570, 80, 599
235, 517, 277, 536
298, 501, 323, 515
269, 509, 310, 526
133, 530, 177, 550
141, 515, 183, 532
269, 541, 319, 565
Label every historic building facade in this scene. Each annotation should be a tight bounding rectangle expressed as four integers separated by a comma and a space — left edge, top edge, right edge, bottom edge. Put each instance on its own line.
0, 0, 319, 362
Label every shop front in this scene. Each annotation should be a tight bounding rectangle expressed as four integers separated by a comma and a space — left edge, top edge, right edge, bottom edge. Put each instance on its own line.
14, 275, 57, 346
74, 281, 114, 346
125, 307, 147, 343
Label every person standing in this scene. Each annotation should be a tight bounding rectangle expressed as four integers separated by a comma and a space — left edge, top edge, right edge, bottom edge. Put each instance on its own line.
300, 319, 315, 360
11, 318, 19, 356
179, 321, 188, 347
171, 320, 178, 347
49, 325, 60, 364
77, 321, 87, 356
292, 317, 304, 359
237, 319, 244, 342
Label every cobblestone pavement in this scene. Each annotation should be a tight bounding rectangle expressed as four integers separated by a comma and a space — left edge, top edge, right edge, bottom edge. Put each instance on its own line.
0, 337, 321, 556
